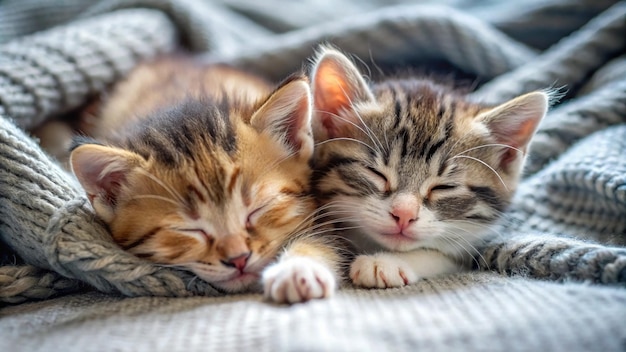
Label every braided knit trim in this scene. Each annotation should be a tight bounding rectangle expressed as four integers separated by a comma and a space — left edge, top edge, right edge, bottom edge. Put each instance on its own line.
0, 1, 625, 305
0, 265, 82, 305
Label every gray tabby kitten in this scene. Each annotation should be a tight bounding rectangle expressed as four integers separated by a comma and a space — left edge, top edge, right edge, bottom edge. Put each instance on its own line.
310, 47, 548, 288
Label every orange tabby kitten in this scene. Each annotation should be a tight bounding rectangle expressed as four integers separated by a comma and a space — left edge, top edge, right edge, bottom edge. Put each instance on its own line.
70, 57, 340, 303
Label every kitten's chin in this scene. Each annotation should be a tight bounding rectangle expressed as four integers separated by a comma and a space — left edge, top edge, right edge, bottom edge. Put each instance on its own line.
373, 233, 420, 252
368, 228, 439, 252
343, 227, 420, 252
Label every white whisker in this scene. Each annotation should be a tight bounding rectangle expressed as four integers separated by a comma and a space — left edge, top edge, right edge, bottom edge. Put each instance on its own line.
443, 226, 487, 266
440, 135, 464, 163
450, 155, 509, 191
256, 148, 300, 180
134, 194, 180, 207
335, 84, 385, 156
439, 235, 473, 262
445, 219, 505, 241
186, 275, 200, 290
135, 168, 186, 203
455, 143, 522, 156
315, 137, 379, 154
314, 108, 384, 156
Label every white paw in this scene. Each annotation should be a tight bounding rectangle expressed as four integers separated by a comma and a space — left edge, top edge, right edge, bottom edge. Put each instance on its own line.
350, 254, 418, 288
262, 257, 336, 304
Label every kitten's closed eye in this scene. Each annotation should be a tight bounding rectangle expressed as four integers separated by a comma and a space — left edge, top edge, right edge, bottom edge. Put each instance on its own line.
365, 166, 390, 191
366, 166, 387, 181
430, 184, 457, 191
427, 184, 458, 199
178, 228, 214, 244
246, 205, 267, 230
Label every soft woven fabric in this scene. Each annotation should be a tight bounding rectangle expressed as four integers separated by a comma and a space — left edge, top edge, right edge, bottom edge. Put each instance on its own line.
1, 0, 625, 302
1, 0, 625, 350
0, 0, 624, 314
2, 272, 625, 351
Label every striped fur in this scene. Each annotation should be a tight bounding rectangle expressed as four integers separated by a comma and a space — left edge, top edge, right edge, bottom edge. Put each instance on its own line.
69, 57, 339, 296
310, 47, 548, 288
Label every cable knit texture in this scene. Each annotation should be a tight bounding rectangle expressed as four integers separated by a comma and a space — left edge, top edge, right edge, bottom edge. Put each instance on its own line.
0, 0, 625, 350
1, 0, 625, 301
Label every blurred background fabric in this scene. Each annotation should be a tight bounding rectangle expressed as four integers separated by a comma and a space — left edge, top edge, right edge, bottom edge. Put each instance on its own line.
0, 1, 625, 351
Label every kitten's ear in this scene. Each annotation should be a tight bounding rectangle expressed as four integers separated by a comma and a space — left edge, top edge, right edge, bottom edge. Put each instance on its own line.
476, 91, 548, 169
70, 143, 143, 222
311, 47, 374, 140
251, 75, 313, 160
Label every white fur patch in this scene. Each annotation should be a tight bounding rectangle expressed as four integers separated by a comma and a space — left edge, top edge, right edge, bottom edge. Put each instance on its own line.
262, 257, 336, 304
350, 254, 418, 288
350, 250, 461, 288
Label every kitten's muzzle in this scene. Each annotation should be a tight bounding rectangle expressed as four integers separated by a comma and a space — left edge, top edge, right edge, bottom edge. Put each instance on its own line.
220, 252, 251, 271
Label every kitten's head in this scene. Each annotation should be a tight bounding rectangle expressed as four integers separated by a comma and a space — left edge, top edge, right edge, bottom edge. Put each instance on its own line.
70, 76, 315, 292
310, 48, 547, 256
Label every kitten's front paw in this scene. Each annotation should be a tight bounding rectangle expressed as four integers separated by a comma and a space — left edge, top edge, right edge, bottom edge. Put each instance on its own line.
262, 257, 336, 304
350, 254, 418, 288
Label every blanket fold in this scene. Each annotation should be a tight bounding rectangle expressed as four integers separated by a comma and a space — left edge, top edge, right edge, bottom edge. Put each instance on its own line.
0, 0, 624, 305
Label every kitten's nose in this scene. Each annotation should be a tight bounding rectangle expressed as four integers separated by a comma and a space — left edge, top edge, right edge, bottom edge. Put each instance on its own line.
221, 252, 251, 271
390, 207, 417, 230
390, 194, 419, 230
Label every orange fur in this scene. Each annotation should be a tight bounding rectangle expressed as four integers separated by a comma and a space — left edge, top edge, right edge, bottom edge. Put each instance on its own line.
70, 56, 332, 295
96, 57, 271, 139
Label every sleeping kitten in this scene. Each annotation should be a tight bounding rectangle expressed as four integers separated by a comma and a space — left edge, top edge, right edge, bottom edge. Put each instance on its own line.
309, 48, 548, 288
70, 57, 340, 303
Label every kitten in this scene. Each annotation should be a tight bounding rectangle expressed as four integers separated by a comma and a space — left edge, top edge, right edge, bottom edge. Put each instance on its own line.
309, 48, 548, 288
70, 57, 340, 303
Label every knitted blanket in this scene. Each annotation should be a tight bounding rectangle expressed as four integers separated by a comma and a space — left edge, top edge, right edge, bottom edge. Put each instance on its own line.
0, 0, 625, 305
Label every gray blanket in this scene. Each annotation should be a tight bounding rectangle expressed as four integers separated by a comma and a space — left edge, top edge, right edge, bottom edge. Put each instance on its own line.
1, 0, 625, 350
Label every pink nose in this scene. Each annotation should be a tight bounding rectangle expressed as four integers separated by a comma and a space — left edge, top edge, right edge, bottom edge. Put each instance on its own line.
390, 206, 418, 229
221, 252, 250, 271
389, 194, 419, 230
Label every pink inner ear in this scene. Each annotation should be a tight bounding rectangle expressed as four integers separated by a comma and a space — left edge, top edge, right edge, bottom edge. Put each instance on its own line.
492, 118, 536, 170
250, 77, 313, 158
96, 170, 127, 206
313, 70, 353, 139
492, 114, 544, 171
480, 92, 548, 170
314, 71, 352, 114
513, 117, 539, 149
490, 91, 547, 144
72, 145, 136, 208
499, 148, 518, 170
312, 52, 374, 140
493, 117, 538, 151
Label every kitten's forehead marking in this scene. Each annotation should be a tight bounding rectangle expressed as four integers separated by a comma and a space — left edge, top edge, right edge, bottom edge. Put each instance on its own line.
370, 83, 477, 190
227, 166, 241, 195
122, 98, 240, 167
